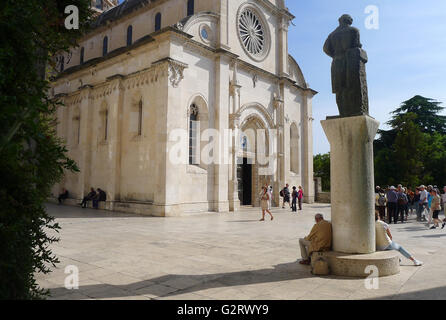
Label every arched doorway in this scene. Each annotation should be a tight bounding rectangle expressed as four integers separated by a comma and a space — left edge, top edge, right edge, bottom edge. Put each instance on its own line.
238, 115, 272, 207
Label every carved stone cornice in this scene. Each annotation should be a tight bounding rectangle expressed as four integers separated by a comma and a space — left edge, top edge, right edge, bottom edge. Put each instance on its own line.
152, 58, 188, 88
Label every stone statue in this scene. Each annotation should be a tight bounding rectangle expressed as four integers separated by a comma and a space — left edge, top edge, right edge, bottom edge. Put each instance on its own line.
323, 14, 369, 118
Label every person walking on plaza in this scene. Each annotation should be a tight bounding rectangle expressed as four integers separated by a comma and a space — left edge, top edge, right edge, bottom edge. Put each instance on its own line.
441, 186, 446, 214
80, 187, 97, 208
417, 185, 429, 222
259, 186, 274, 221
297, 186, 304, 211
375, 186, 386, 221
386, 186, 398, 224
375, 212, 423, 266
429, 189, 442, 229
298, 213, 332, 265
280, 184, 291, 209
291, 187, 298, 212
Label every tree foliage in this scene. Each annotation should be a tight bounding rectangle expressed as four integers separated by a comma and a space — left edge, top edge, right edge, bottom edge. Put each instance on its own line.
0, 0, 92, 299
374, 96, 446, 188
314, 153, 330, 192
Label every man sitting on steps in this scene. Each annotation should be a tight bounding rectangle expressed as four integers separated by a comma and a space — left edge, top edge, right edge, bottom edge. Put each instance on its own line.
299, 213, 332, 265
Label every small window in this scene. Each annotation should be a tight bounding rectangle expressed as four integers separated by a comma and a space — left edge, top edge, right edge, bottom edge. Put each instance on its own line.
103, 36, 108, 57
187, 0, 194, 16
127, 25, 133, 47
80, 47, 84, 65
155, 13, 162, 31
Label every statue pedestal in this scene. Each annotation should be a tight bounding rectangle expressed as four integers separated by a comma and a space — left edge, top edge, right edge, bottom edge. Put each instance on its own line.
319, 115, 399, 277
321, 115, 379, 254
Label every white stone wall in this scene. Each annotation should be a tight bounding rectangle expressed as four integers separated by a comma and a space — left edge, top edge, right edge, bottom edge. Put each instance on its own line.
51, 0, 316, 215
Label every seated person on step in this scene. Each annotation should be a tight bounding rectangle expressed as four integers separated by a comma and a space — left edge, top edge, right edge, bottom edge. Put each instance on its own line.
299, 213, 332, 265
58, 188, 69, 205
375, 212, 423, 266
92, 188, 107, 209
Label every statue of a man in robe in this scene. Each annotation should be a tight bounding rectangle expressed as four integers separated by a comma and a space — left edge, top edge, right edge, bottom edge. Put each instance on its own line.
323, 14, 369, 118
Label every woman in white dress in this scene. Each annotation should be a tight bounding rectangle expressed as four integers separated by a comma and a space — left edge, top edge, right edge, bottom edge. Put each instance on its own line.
260, 186, 274, 222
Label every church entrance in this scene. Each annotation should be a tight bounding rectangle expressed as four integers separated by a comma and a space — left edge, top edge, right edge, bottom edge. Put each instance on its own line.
237, 158, 252, 206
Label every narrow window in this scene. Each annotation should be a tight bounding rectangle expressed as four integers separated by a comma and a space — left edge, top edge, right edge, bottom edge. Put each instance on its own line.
80, 47, 84, 65
138, 100, 143, 136
189, 104, 199, 165
155, 13, 162, 31
104, 110, 108, 141
127, 25, 133, 46
103, 36, 108, 57
187, 0, 194, 16
77, 116, 81, 144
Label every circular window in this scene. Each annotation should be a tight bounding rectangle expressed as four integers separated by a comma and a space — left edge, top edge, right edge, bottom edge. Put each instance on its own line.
237, 6, 270, 61
199, 24, 212, 44
201, 28, 208, 40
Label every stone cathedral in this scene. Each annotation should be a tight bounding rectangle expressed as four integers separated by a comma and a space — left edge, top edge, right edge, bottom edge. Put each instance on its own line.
51, 0, 317, 216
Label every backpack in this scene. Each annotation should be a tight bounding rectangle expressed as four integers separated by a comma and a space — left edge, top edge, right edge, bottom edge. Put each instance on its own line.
378, 193, 386, 206
397, 193, 408, 205
280, 189, 284, 197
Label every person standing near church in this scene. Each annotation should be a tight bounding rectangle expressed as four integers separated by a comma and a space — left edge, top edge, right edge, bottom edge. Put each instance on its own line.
297, 186, 304, 211
281, 184, 291, 209
386, 186, 398, 224
291, 187, 298, 212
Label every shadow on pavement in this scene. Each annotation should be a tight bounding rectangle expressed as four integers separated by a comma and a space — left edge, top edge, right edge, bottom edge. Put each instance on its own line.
367, 286, 446, 300
48, 262, 321, 299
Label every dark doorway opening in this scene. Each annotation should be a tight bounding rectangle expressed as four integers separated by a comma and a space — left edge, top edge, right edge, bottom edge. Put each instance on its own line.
237, 158, 252, 206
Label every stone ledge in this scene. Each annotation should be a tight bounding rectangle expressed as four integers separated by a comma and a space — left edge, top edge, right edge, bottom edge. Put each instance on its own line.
312, 251, 400, 278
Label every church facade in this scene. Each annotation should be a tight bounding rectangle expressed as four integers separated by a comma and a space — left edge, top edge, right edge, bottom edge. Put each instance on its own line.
51, 0, 317, 216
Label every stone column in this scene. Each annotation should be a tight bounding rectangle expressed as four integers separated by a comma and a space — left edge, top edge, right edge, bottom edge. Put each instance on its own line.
321, 115, 379, 254
213, 54, 230, 212
302, 92, 315, 204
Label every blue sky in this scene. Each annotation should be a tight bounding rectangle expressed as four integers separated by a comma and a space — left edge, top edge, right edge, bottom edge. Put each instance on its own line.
286, 0, 446, 154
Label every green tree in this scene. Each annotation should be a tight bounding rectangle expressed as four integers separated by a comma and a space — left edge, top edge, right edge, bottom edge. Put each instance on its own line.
392, 113, 426, 188
0, 0, 92, 299
314, 153, 330, 191
374, 96, 446, 188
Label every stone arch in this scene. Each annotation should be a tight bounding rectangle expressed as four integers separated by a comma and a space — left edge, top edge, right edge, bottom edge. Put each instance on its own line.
71, 105, 81, 147
98, 100, 109, 142
187, 94, 209, 168
130, 92, 144, 136
238, 102, 274, 130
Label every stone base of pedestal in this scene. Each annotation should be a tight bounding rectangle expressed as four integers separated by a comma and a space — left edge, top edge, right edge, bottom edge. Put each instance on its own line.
312, 251, 400, 278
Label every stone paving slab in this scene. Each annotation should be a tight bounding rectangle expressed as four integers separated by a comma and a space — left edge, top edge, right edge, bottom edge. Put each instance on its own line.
36, 203, 446, 300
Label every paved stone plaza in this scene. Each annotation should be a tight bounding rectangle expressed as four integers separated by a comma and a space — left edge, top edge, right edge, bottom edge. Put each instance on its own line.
37, 203, 446, 300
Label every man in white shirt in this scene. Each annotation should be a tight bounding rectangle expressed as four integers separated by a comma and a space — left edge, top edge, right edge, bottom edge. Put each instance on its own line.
375, 212, 423, 266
